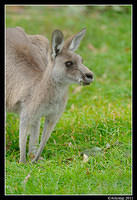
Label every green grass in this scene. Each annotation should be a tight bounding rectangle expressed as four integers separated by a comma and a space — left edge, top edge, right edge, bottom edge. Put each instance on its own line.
6, 5, 132, 195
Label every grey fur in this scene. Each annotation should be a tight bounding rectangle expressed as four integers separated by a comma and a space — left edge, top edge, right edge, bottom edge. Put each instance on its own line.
6, 27, 94, 163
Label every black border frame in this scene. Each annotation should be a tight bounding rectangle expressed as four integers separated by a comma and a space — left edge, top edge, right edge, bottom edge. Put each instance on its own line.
1, 1, 135, 199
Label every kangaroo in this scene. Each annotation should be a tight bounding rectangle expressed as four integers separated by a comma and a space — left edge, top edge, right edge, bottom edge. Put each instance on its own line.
6, 27, 94, 163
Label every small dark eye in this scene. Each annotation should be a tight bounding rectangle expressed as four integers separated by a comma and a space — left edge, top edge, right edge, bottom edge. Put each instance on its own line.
65, 61, 73, 67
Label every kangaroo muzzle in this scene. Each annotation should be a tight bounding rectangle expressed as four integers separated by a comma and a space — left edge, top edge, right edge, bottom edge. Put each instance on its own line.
78, 70, 94, 86
83, 72, 94, 85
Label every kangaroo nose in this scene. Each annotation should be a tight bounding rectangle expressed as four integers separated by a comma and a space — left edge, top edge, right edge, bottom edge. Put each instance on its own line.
85, 73, 94, 80
82, 72, 94, 86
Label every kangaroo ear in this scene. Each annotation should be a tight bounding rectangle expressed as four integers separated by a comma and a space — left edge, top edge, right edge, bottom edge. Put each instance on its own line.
51, 30, 64, 59
68, 28, 86, 52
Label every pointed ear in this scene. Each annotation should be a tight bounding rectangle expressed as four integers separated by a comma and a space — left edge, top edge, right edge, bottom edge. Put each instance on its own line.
67, 28, 86, 52
51, 30, 64, 59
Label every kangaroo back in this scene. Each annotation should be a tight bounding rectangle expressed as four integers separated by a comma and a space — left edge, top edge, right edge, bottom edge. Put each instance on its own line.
6, 27, 50, 112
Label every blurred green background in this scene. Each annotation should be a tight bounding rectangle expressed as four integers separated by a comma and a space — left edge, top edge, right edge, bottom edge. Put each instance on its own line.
6, 5, 132, 195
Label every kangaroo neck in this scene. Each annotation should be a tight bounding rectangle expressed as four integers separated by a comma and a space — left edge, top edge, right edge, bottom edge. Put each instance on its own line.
41, 64, 68, 100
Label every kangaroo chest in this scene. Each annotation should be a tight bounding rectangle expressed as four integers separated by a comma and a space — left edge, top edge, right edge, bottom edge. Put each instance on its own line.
36, 86, 68, 119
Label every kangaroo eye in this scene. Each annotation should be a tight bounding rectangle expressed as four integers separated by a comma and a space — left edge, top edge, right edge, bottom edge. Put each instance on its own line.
65, 61, 73, 67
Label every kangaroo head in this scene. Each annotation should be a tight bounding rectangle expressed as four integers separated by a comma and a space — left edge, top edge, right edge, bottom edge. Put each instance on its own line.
51, 28, 94, 86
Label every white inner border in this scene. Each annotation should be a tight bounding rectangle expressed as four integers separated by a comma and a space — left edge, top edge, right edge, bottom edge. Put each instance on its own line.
5, 4, 132, 196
